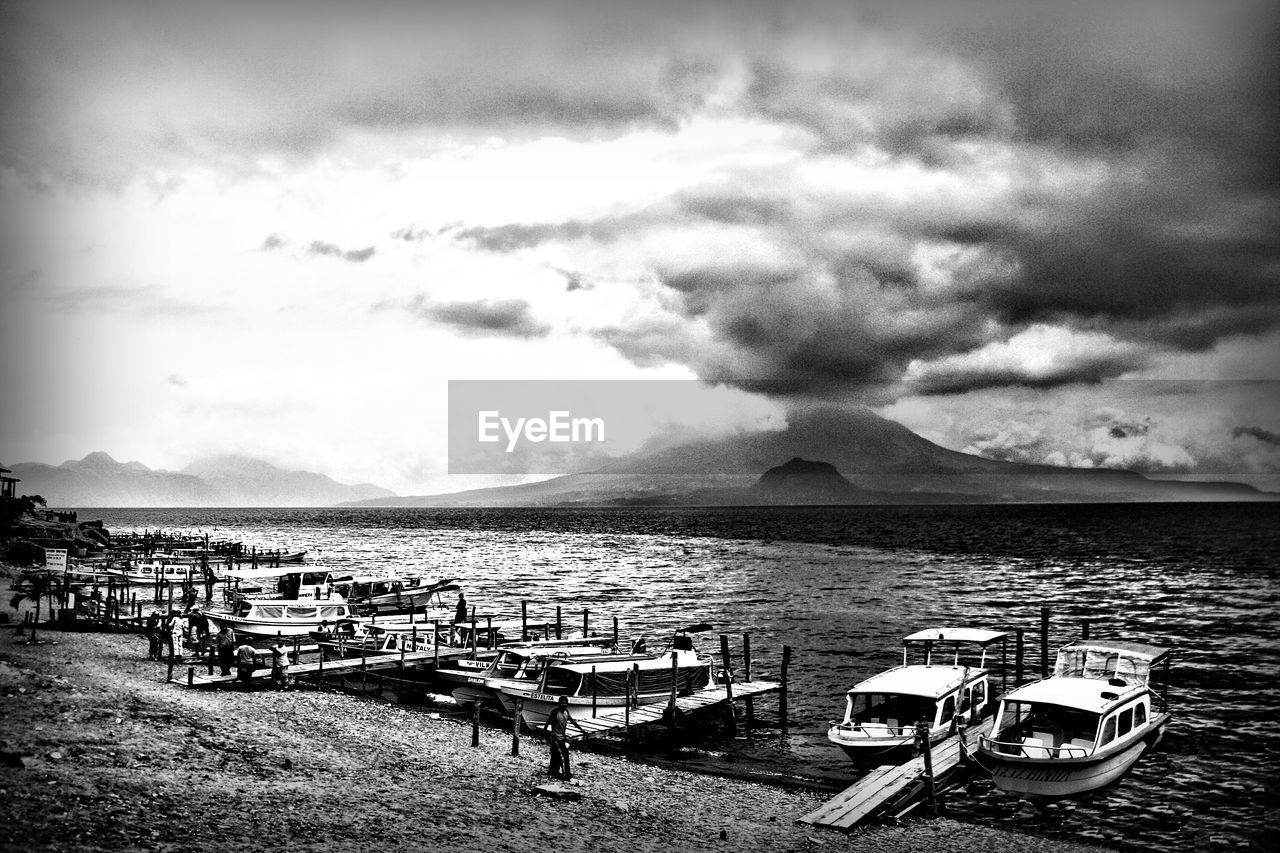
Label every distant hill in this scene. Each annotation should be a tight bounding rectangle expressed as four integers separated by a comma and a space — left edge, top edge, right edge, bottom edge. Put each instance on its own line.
749, 457, 866, 504
344, 407, 1271, 507
5, 452, 396, 507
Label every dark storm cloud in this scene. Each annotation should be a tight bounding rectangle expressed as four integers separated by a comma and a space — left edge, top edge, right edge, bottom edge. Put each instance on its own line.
1233, 425, 1280, 446
408, 296, 550, 339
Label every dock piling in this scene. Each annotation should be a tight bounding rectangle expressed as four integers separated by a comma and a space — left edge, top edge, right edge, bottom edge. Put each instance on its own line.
471, 700, 481, 748
1015, 628, 1025, 685
511, 698, 522, 756
1040, 606, 1050, 678
780, 645, 791, 731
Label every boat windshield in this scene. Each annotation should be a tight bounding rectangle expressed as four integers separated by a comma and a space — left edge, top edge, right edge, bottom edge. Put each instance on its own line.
849, 692, 937, 728
996, 700, 1100, 750
1055, 648, 1154, 685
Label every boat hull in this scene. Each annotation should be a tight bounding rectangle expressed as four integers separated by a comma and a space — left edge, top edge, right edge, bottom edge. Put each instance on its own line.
980, 715, 1168, 797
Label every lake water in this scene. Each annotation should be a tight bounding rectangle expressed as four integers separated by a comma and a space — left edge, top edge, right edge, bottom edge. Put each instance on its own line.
90, 503, 1278, 852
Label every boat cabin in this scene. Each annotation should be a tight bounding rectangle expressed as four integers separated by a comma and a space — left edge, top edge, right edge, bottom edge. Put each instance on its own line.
984, 640, 1170, 759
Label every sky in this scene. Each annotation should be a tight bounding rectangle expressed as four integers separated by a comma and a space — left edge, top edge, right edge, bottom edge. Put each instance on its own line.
1, 0, 1278, 494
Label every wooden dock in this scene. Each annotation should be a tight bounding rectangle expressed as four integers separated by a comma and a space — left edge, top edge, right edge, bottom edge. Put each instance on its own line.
181, 648, 476, 687
798, 717, 993, 830
563, 679, 781, 742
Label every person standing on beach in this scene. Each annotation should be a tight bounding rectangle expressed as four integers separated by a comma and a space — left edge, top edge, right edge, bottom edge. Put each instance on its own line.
144, 610, 162, 660
544, 696, 587, 781
269, 640, 290, 690
215, 625, 237, 676
234, 641, 260, 688
167, 610, 187, 661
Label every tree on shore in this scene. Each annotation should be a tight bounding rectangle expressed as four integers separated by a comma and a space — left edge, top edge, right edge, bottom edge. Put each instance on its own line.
9, 569, 62, 644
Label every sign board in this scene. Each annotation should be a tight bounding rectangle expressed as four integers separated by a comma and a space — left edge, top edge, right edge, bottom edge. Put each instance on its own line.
43, 548, 68, 572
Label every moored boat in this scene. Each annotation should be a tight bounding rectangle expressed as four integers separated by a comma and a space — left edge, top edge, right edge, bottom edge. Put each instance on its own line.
976, 640, 1171, 797
827, 627, 1008, 767
495, 633, 715, 728
435, 637, 622, 709
205, 596, 360, 638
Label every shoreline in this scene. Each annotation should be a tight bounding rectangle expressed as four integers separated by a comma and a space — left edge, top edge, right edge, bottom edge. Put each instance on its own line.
0, 625, 1111, 853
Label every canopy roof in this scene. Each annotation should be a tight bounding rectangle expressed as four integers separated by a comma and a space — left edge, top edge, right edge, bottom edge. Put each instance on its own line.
848, 664, 972, 699
1058, 640, 1170, 663
903, 627, 1008, 646
1004, 676, 1145, 713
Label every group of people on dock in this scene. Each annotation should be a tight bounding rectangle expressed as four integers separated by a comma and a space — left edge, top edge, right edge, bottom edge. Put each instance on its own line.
142, 606, 210, 661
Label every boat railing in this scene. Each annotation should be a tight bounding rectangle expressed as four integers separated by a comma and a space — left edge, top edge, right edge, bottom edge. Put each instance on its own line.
979, 734, 1091, 759
830, 720, 916, 739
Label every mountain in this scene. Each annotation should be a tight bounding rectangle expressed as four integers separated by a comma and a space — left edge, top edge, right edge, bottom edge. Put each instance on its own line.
750, 457, 866, 504
5, 453, 395, 507
344, 407, 1270, 507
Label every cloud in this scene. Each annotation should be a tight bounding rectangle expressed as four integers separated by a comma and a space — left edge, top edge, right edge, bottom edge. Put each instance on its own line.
408, 296, 550, 339
306, 241, 376, 262
261, 233, 286, 250
1234, 425, 1280, 445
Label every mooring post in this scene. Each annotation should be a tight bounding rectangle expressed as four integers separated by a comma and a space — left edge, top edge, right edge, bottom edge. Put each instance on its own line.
613, 616, 618, 647
361, 643, 368, 695
187, 666, 194, 687
669, 652, 679, 707
411, 624, 418, 654
487, 615, 493, 649
555, 606, 562, 640
1081, 619, 1091, 641
317, 648, 324, 690
583, 608, 589, 639
780, 645, 791, 732
521, 601, 528, 642
743, 632, 755, 726
1015, 628, 1025, 685
720, 634, 737, 735
511, 698, 522, 757
470, 620, 478, 659
433, 619, 440, 666
207, 644, 214, 676
592, 666, 598, 717
1040, 606, 1050, 678
471, 700, 481, 748
918, 720, 938, 815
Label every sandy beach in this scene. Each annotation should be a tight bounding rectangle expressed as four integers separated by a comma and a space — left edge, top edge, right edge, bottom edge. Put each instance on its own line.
0, 615, 1114, 853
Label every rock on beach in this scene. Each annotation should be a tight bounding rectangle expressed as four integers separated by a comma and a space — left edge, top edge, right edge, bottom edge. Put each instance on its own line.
0, 627, 1109, 853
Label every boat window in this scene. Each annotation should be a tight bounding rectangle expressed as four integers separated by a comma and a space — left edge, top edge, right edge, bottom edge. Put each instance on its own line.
1099, 716, 1117, 746
255, 606, 284, 619
287, 606, 318, 618
1134, 702, 1147, 726
940, 696, 956, 726
854, 694, 936, 727
972, 680, 986, 709
1118, 707, 1134, 737
542, 667, 582, 695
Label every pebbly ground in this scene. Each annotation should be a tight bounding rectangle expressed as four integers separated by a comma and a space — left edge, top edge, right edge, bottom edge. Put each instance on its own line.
0, 624, 1113, 853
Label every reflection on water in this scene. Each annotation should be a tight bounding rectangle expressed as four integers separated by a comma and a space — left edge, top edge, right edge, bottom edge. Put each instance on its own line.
95, 504, 1278, 853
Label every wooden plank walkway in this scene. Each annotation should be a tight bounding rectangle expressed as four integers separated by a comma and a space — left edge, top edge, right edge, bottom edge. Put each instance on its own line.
798, 717, 993, 830
182, 648, 476, 687
564, 680, 780, 742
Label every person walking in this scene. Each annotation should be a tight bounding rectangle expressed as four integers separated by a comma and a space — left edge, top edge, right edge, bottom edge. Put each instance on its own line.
215, 625, 237, 676
543, 696, 587, 781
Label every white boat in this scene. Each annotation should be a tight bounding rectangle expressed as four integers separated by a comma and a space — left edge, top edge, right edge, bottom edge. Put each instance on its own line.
70, 557, 210, 585
977, 640, 1171, 797
495, 634, 715, 728
204, 596, 360, 638
435, 637, 621, 709
330, 574, 460, 613
827, 627, 1008, 767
